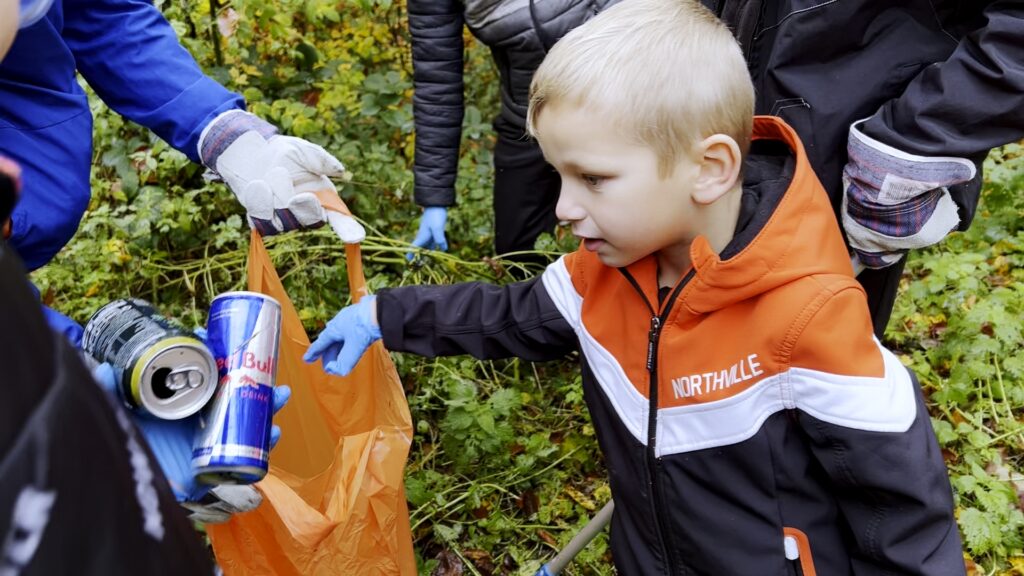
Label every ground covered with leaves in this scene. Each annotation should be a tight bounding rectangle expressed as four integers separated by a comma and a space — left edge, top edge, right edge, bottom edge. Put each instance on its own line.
35, 1, 1024, 574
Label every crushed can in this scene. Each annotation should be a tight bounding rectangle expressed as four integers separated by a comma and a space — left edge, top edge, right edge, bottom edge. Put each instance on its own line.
192, 291, 282, 484
82, 298, 218, 420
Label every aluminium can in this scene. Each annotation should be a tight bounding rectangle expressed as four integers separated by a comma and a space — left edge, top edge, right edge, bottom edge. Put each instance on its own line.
82, 298, 218, 420
192, 291, 282, 484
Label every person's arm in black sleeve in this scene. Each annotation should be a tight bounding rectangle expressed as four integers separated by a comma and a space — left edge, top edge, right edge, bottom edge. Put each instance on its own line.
377, 276, 577, 361
845, 4, 1024, 269
788, 287, 965, 574
860, 3, 1024, 160
408, 0, 465, 208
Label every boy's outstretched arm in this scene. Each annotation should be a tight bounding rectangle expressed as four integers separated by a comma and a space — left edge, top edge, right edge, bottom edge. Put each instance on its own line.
379, 277, 577, 361
305, 295, 382, 376
305, 278, 577, 376
788, 284, 965, 575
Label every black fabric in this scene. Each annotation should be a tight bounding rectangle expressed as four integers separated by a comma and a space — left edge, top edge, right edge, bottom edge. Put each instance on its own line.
0, 243, 213, 575
378, 276, 577, 362
708, 0, 1024, 330
492, 120, 561, 257
860, 257, 908, 339
0, 171, 14, 227
720, 139, 794, 261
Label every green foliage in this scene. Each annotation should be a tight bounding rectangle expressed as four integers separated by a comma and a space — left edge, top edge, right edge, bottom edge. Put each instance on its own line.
888, 144, 1024, 573
31, 0, 1024, 573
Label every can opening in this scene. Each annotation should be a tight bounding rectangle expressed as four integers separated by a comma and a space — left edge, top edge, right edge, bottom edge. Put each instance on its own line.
151, 367, 176, 400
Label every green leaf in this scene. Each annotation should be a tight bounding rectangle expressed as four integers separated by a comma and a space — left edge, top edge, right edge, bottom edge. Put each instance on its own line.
960, 507, 1000, 554
489, 388, 520, 415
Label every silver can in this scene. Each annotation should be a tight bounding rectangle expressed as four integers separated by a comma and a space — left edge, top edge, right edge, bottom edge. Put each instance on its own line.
82, 298, 218, 420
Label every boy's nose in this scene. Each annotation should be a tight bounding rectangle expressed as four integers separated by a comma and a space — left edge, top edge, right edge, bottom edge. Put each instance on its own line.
555, 186, 586, 223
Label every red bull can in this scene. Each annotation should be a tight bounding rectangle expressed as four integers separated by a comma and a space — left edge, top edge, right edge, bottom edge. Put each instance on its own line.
82, 299, 217, 420
192, 291, 282, 484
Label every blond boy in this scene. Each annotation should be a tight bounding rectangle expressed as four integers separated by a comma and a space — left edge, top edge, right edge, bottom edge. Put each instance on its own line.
307, 1, 964, 573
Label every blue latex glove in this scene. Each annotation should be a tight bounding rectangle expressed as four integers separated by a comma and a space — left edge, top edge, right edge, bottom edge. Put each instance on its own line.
407, 206, 448, 260
90, 361, 291, 523
303, 295, 381, 377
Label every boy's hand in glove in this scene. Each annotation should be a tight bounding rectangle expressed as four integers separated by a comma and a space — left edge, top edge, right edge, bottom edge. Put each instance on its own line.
304, 295, 380, 377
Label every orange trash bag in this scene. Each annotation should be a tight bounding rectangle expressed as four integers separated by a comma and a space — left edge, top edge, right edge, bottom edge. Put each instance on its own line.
207, 197, 416, 576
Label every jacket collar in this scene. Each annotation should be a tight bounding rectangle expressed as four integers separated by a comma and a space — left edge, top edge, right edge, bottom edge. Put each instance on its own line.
622, 116, 853, 318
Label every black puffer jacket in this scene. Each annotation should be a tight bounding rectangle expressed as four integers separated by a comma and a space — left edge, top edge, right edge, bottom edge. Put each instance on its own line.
707, 0, 1024, 228
408, 0, 619, 207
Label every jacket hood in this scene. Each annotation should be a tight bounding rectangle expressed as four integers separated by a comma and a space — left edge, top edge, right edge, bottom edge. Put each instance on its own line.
623, 116, 855, 316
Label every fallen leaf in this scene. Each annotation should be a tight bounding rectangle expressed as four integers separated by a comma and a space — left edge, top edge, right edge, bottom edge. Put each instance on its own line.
432, 549, 465, 576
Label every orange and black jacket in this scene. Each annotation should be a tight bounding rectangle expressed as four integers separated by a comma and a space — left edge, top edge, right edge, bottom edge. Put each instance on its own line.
377, 117, 964, 575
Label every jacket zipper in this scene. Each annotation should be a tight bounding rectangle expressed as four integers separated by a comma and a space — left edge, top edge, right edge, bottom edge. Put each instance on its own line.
619, 267, 696, 575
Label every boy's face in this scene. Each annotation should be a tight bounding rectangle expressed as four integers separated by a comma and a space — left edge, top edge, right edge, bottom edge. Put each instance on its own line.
535, 102, 702, 270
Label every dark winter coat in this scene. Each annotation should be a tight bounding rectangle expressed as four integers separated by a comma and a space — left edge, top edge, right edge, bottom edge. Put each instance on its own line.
408, 0, 619, 207
706, 0, 1024, 229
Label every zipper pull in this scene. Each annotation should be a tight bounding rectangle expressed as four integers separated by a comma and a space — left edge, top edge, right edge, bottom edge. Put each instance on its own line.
646, 316, 661, 371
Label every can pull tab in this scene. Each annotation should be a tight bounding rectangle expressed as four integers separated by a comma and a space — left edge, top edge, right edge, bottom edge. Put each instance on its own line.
166, 366, 206, 391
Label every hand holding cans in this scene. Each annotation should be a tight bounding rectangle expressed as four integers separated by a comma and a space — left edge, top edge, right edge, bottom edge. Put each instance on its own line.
84, 293, 284, 488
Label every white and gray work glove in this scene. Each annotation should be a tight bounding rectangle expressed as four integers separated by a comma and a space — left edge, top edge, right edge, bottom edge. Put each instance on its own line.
842, 120, 976, 269
198, 110, 365, 242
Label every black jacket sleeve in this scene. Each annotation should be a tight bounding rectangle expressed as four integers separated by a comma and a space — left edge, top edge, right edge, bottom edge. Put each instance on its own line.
860, 2, 1024, 223
790, 289, 964, 575
408, 0, 465, 208
796, 384, 965, 575
861, 3, 1024, 158
376, 277, 577, 361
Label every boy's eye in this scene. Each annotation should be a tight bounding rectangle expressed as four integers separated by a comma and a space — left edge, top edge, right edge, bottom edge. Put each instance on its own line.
581, 174, 604, 187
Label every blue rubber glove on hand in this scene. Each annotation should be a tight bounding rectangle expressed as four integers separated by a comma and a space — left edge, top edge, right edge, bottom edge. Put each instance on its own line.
407, 206, 448, 260
90, 361, 291, 524
303, 295, 381, 377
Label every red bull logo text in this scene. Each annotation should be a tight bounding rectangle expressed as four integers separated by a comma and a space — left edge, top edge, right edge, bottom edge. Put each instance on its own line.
216, 350, 276, 377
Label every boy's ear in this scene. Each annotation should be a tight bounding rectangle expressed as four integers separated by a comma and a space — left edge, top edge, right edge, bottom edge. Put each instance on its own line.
691, 134, 742, 205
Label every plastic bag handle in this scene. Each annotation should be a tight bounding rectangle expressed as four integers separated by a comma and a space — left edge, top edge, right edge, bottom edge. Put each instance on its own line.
312, 190, 369, 303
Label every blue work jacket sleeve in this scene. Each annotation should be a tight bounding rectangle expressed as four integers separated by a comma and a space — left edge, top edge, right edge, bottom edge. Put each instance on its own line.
61, 0, 244, 162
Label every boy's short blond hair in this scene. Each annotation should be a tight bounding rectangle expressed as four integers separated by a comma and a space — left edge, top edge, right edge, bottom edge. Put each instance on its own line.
527, 0, 754, 178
